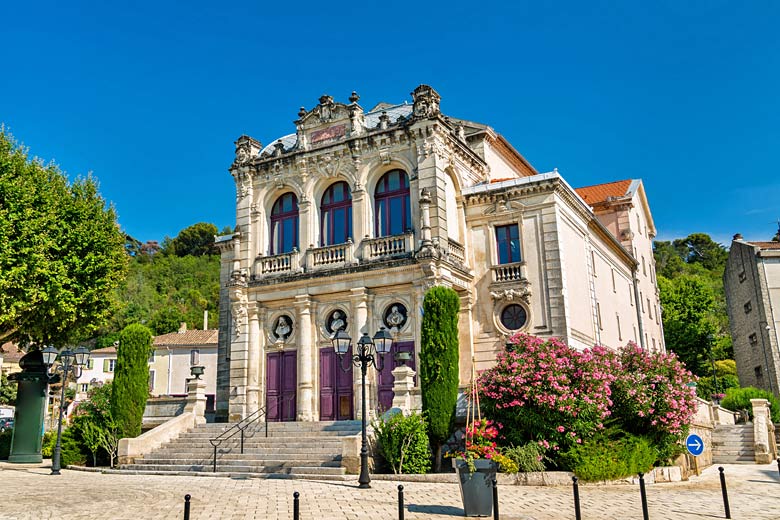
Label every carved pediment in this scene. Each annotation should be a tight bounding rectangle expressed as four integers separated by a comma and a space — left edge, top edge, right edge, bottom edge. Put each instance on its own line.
490, 282, 532, 304
295, 94, 360, 148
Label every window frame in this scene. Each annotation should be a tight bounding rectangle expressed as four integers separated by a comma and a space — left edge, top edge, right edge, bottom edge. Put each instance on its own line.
190, 349, 200, 366
494, 223, 521, 265
270, 192, 300, 255
374, 170, 411, 237
320, 181, 353, 246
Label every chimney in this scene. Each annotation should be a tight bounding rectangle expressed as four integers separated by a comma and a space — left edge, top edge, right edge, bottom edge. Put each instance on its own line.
733, 233, 743, 241
178, 322, 187, 334
203, 310, 208, 330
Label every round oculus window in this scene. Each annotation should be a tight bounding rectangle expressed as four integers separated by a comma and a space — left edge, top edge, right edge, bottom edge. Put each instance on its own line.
500, 304, 527, 330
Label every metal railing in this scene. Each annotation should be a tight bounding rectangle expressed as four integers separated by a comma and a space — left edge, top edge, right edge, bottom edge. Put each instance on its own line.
208, 407, 266, 473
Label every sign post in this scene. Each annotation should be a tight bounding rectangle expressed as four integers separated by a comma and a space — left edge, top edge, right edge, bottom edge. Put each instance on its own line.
686, 433, 704, 476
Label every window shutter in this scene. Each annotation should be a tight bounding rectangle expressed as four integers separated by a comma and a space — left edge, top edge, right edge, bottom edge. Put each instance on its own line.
103, 359, 109, 372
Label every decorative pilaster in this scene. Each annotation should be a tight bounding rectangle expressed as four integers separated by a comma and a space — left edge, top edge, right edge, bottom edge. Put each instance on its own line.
246, 303, 261, 414
295, 295, 315, 421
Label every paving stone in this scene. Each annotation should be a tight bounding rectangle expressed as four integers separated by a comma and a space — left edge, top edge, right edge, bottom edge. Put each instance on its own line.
0, 462, 779, 519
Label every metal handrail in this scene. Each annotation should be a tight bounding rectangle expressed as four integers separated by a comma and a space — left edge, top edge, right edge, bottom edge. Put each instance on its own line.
207, 394, 296, 472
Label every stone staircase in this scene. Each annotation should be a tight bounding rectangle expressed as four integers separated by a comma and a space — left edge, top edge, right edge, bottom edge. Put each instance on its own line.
711, 424, 755, 464
121, 420, 362, 476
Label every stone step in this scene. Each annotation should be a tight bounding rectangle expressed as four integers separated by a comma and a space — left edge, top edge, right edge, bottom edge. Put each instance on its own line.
122, 463, 347, 474
147, 446, 341, 455
143, 452, 342, 462
134, 458, 342, 467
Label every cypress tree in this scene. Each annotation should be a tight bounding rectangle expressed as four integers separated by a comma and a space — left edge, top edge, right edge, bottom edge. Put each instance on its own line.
110, 323, 151, 438
420, 285, 460, 472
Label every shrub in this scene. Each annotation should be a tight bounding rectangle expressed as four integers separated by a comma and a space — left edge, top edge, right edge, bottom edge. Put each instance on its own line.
561, 433, 657, 482
373, 412, 431, 474
721, 387, 780, 422
502, 442, 547, 473
696, 375, 740, 401
0, 428, 12, 459
477, 334, 618, 458
111, 323, 152, 438
491, 453, 519, 473
41, 431, 56, 458
610, 343, 697, 463
420, 286, 460, 471
59, 427, 87, 467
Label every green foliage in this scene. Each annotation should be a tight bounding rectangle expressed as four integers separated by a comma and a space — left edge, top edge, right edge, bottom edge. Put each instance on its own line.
491, 453, 519, 473
373, 412, 431, 474
41, 431, 56, 458
0, 128, 128, 346
658, 275, 718, 375
0, 372, 16, 405
0, 428, 11, 459
110, 253, 219, 334
59, 427, 87, 467
162, 222, 218, 257
501, 442, 547, 473
561, 433, 657, 482
720, 387, 780, 423
420, 286, 460, 471
696, 375, 740, 400
94, 332, 121, 351
110, 324, 151, 438
715, 359, 738, 377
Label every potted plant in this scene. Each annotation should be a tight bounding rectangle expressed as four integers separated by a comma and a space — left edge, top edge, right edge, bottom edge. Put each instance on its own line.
451, 418, 499, 517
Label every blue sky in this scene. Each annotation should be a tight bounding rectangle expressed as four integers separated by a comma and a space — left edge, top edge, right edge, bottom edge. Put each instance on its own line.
2, 1, 778, 246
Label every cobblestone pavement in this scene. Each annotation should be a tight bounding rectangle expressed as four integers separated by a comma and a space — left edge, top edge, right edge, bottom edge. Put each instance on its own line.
1, 463, 779, 519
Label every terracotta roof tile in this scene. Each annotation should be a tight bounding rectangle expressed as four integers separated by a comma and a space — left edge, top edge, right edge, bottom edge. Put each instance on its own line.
575, 180, 633, 205
153, 329, 219, 347
747, 241, 780, 250
1, 342, 24, 362
90, 346, 117, 354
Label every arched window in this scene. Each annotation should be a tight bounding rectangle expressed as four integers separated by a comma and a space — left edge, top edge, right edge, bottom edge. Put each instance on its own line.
270, 193, 299, 255
374, 169, 411, 237
320, 182, 353, 246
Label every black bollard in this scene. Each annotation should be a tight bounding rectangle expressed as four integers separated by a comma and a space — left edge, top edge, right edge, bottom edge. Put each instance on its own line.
572, 476, 582, 520
398, 485, 404, 520
718, 467, 731, 519
183, 494, 191, 520
492, 478, 500, 520
293, 491, 300, 520
638, 473, 649, 520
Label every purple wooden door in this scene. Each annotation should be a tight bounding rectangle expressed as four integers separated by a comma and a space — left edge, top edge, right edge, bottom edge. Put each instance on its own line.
378, 341, 416, 412
319, 348, 354, 421
266, 350, 297, 422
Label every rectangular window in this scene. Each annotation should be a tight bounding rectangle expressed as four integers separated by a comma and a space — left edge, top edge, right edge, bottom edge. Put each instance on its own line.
495, 224, 521, 264
616, 314, 622, 341
148, 349, 155, 363
640, 292, 645, 313
591, 251, 597, 277
642, 256, 646, 276
611, 269, 616, 293
739, 270, 747, 283
149, 369, 156, 392
629, 284, 634, 306
749, 333, 758, 346
633, 325, 638, 342
755, 366, 764, 384
190, 349, 200, 366
86, 359, 94, 370
652, 337, 656, 351
80, 383, 89, 393
596, 302, 603, 330
647, 298, 653, 320
104, 359, 117, 373
744, 301, 752, 314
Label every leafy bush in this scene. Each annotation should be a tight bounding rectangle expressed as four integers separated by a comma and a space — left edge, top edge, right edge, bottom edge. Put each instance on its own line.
561, 433, 657, 482
491, 453, 519, 473
721, 387, 780, 422
0, 428, 12, 459
373, 412, 431, 474
502, 442, 547, 473
59, 427, 87, 467
696, 375, 740, 401
41, 431, 56, 457
420, 286, 460, 471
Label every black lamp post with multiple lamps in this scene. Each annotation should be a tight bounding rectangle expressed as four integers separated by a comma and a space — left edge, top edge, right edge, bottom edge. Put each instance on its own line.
41, 345, 91, 475
331, 327, 393, 489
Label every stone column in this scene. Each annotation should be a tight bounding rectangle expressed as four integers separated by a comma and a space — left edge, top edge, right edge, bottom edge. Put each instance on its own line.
295, 295, 315, 421
246, 303, 261, 415
391, 365, 417, 413
184, 377, 207, 425
751, 398, 774, 463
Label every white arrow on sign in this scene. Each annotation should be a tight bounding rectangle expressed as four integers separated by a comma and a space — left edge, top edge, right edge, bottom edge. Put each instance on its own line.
687, 438, 701, 450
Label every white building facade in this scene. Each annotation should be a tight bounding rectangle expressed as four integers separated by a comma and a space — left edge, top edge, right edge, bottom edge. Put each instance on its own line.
216, 85, 664, 423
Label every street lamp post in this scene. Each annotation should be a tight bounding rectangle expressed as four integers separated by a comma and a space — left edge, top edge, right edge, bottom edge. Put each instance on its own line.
41, 345, 91, 475
331, 327, 393, 489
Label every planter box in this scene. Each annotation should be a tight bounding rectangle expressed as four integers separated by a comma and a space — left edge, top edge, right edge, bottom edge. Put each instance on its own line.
453, 458, 497, 517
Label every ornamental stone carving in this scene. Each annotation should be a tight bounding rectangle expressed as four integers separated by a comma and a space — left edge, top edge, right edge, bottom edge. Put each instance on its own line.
233, 135, 261, 167
411, 84, 441, 119
490, 283, 532, 304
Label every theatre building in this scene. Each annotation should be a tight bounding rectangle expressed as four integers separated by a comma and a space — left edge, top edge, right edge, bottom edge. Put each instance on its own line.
215, 85, 663, 422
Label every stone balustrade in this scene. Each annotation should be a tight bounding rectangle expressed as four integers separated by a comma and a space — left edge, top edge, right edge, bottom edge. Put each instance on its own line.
447, 238, 466, 264
491, 261, 526, 282
305, 240, 355, 270
362, 232, 414, 260
255, 249, 300, 275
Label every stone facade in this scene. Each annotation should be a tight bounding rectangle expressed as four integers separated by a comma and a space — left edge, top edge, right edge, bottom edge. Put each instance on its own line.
724, 237, 780, 395
216, 85, 663, 422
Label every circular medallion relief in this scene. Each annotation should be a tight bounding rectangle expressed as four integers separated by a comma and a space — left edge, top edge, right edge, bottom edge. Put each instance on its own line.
500, 304, 528, 331
384, 303, 408, 331
273, 315, 293, 341
326, 309, 348, 336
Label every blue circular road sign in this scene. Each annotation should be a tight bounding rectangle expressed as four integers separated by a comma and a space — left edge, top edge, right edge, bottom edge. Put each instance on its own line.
685, 433, 704, 456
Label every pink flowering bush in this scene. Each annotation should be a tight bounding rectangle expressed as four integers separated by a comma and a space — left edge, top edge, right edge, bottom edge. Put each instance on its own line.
477, 333, 697, 468
610, 343, 698, 462
477, 333, 619, 455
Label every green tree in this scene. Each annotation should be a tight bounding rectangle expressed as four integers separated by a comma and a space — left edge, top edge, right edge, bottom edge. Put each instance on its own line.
163, 222, 218, 257
671, 233, 728, 272
420, 286, 460, 472
110, 324, 151, 438
0, 128, 128, 346
658, 275, 718, 375
0, 372, 16, 405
